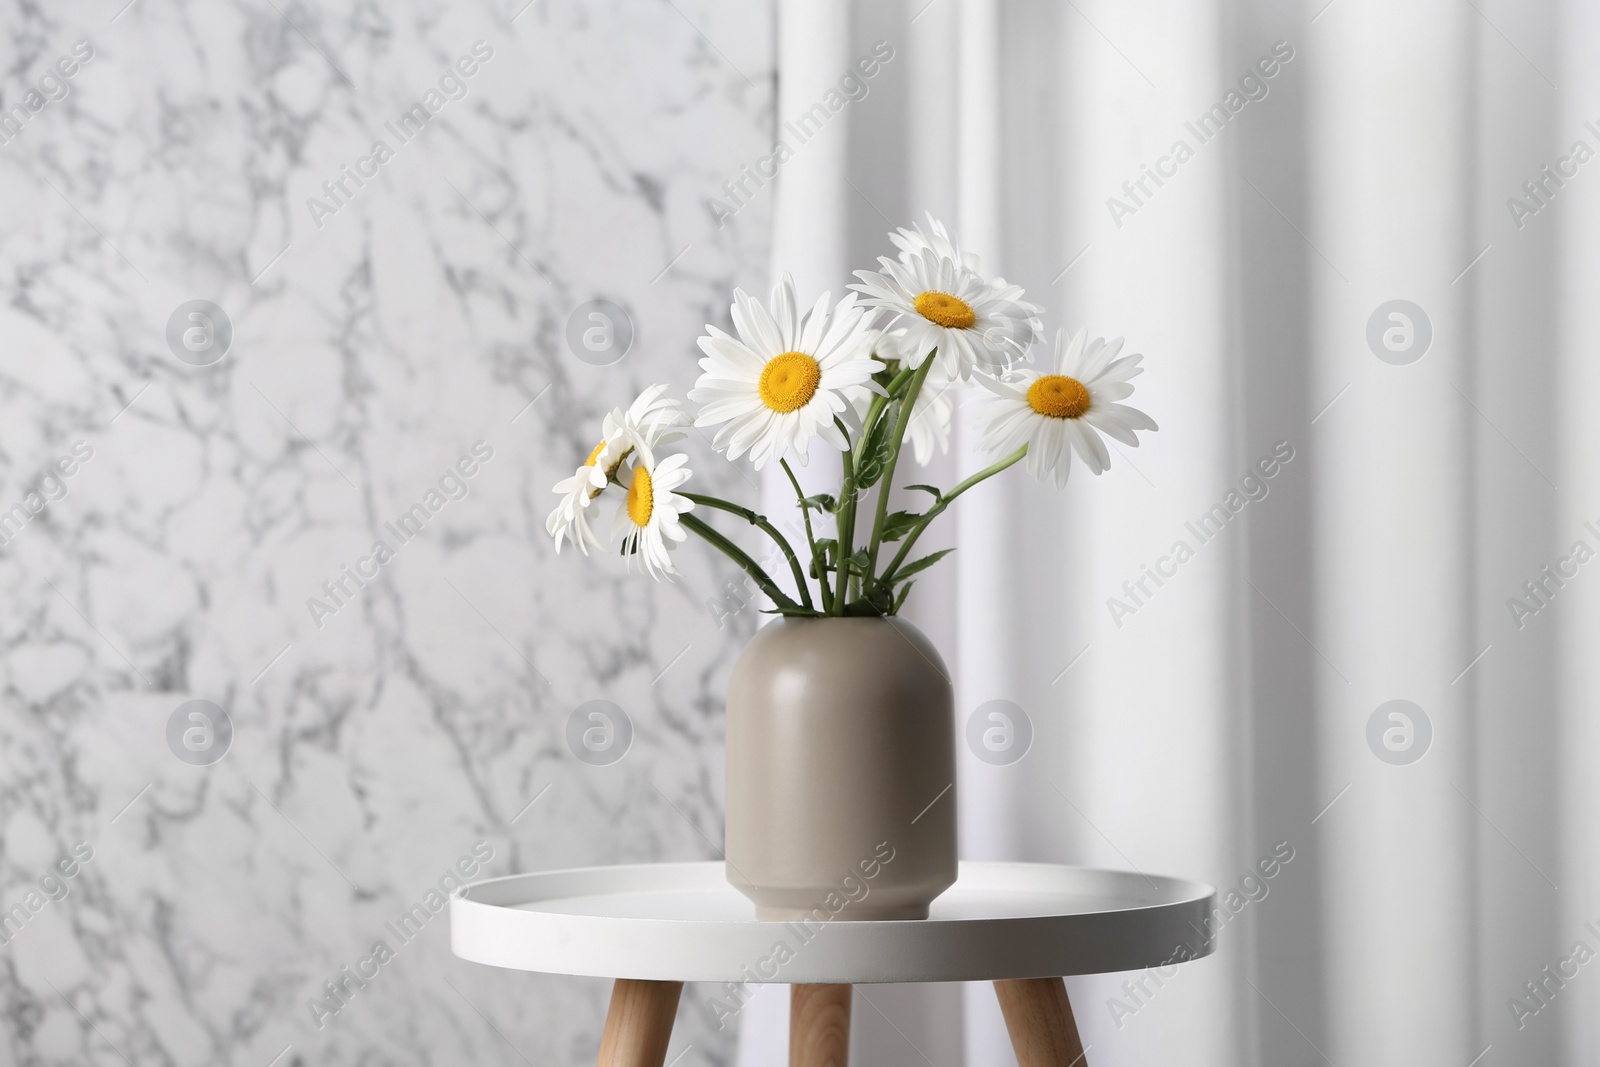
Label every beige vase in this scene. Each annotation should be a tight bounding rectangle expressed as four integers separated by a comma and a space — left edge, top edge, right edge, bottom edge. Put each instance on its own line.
724, 616, 957, 921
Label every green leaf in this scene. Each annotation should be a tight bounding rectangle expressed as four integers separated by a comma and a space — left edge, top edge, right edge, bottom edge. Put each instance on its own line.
834, 548, 871, 579
879, 510, 923, 543
809, 538, 838, 579
854, 415, 894, 490
893, 547, 956, 580
862, 582, 895, 614
892, 580, 917, 614
905, 484, 943, 503
801, 493, 838, 513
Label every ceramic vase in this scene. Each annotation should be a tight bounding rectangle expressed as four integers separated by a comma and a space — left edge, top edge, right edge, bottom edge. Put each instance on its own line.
724, 616, 957, 921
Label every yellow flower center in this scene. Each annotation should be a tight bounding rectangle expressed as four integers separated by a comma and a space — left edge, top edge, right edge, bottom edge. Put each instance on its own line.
914, 291, 977, 330
626, 464, 654, 526
584, 440, 606, 466
1027, 375, 1092, 419
758, 352, 822, 413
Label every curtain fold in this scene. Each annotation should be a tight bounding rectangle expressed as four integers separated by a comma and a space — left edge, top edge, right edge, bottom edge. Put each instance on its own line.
753, 0, 1590, 1063
1308, 3, 1478, 1063
1557, 0, 1600, 1063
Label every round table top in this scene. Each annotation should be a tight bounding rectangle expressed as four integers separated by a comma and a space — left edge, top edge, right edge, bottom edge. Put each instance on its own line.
450, 861, 1217, 984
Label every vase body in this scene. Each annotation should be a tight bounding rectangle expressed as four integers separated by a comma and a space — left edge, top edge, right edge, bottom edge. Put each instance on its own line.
724, 616, 957, 920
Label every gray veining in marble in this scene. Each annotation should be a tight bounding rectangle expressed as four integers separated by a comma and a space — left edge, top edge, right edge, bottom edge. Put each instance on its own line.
0, 1, 772, 1063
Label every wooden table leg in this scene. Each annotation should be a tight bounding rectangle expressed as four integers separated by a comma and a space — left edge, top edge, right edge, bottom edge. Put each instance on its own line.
596, 979, 683, 1067
994, 977, 1087, 1067
790, 983, 852, 1067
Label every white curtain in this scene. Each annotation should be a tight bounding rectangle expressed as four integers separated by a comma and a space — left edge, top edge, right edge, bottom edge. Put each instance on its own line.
745, 0, 1594, 1064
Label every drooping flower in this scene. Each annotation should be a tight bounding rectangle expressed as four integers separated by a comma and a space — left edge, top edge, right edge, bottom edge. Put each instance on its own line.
612, 447, 695, 580
545, 470, 607, 555
851, 221, 1041, 380
546, 384, 689, 554
689, 275, 882, 470
977, 329, 1157, 488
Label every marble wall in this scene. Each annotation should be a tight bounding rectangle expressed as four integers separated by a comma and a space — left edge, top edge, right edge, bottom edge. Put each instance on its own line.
0, 1, 772, 1063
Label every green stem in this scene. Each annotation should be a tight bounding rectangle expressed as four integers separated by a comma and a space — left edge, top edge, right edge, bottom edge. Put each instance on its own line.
684, 492, 812, 610
780, 459, 831, 614
680, 512, 802, 611
840, 367, 915, 606
881, 444, 1028, 584
864, 356, 936, 589
835, 425, 858, 615
830, 365, 916, 613
852, 366, 915, 469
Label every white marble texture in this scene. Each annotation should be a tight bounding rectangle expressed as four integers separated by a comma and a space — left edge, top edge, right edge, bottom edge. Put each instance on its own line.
0, 1, 773, 1063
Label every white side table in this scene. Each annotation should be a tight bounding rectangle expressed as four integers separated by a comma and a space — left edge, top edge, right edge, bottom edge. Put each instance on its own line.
451, 861, 1216, 1066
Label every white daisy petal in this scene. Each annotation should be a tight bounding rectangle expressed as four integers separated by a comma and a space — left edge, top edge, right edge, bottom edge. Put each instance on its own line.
1055, 329, 1086, 375
772, 275, 802, 350
1093, 402, 1159, 432
798, 289, 836, 354
697, 326, 768, 374
1068, 418, 1111, 474
818, 417, 850, 453
1091, 355, 1145, 385
732, 288, 785, 357
1093, 382, 1136, 402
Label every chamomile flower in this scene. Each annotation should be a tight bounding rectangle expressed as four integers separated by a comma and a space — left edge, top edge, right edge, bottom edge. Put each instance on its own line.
870, 327, 957, 465
977, 328, 1157, 488
905, 374, 956, 465
851, 233, 1041, 380
612, 446, 695, 580
888, 213, 981, 273
689, 275, 882, 470
545, 474, 606, 555
545, 384, 690, 555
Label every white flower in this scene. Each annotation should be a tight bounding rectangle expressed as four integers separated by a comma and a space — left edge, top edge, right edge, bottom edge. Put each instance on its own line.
612, 445, 695, 580
851, 229, 1041, 380
546, 472, 606, 555
888, 213, 981, 273
871, 328, 956, 465
905, 376, 956, 465
977, 328, 1157, 488
545, 385, 690, 555
689, 275, 882, 470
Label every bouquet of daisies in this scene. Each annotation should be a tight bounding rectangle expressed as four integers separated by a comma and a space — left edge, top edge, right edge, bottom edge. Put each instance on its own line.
546, 218, 1157, 617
